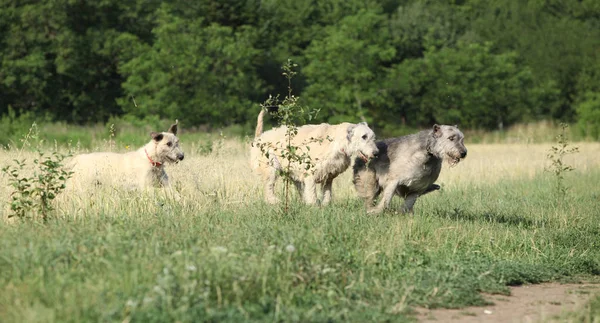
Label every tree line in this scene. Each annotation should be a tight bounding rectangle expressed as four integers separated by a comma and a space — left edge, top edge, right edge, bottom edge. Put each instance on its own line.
1, 0, 599, 136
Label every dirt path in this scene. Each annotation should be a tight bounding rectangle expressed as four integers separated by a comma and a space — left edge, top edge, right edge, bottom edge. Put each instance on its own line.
416, 283, 599, 323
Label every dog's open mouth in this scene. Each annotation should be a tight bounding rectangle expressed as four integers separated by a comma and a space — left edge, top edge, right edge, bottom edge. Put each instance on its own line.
358, 151, 369, 162
167, 156, 180, 164
447, 155, 462, 167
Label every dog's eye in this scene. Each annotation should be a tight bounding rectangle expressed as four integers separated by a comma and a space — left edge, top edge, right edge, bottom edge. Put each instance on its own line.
448, 136, 455, 141
167, 142, 173, 147
362, 135, 368, 140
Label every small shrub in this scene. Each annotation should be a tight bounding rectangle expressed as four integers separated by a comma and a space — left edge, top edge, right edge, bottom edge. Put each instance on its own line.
254, 59, 322, 212
2, 150, 73, 222
545, 123, 579, 199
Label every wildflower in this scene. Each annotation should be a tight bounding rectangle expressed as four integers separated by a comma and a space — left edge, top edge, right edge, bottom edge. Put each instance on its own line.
285, 244, 296, 253
125, 299, 138, 308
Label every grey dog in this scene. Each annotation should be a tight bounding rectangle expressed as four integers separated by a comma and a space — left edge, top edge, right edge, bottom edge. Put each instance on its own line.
353, 124, 467, 214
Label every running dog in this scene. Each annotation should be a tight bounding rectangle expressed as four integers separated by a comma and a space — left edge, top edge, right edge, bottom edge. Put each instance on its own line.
251, 109, 379, 205
353, 124, 467, 214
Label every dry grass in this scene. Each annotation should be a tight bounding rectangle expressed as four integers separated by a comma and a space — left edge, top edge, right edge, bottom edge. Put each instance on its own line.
2, 140, 599, 218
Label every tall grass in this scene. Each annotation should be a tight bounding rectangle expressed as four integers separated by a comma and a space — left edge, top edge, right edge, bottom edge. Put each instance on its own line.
0, 126, 599, 322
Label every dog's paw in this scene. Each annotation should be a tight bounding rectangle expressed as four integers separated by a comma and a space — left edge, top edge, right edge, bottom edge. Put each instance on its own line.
366, 207, 383, 215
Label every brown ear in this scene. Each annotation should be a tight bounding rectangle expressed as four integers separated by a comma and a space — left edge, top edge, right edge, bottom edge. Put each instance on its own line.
433, 124, 442, 138
168, 119, 178, 135
151, 132, 164, 142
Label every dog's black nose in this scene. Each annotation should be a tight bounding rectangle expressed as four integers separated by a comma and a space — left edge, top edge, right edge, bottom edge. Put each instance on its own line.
373, 151, 379, 158
460, 151, 467, 158
178, 154, 185, 161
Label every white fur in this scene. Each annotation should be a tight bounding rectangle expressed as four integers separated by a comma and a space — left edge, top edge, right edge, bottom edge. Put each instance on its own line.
250, 110, 378, 205
67, 123, 184, 198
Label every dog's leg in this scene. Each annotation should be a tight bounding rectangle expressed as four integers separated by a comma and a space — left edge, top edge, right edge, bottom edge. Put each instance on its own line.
264, 168, 279, 204
368, 180, 399, 214
293, 180, 304, 200
303, 176, 318, 205
400, 193, 418, 214
353, 168, 378, 209
321, 177, 334, 206
156, 172, 181, 201
163, 185, 181, 201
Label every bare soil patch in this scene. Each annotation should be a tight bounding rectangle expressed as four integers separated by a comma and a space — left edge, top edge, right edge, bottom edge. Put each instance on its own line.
416, 283, 599, 323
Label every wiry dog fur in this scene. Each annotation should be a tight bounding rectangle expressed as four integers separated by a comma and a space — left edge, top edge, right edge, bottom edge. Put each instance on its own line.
67, 121, 184, 196
251, 109, 379, 205
353, 124, 467, 214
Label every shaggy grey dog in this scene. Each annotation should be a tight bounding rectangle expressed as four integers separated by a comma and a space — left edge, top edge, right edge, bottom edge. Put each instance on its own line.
353, 125, 467, 214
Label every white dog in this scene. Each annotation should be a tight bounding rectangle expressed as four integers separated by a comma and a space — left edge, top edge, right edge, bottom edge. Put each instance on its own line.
250, 109, 379, 205
67, 121, 184, 197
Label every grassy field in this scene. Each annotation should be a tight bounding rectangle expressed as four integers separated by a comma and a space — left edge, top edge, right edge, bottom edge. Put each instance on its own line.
1, 124, 599, 322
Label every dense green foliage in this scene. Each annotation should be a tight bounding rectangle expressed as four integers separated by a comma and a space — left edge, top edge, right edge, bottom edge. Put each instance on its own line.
1, 0, 600, 135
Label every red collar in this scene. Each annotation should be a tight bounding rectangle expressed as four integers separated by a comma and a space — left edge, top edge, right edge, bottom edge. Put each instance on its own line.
145, 149, 162, 167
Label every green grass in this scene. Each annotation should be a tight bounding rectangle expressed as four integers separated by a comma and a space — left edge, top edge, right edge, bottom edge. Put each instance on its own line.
0, 117, 595, 150
0, 121, 598, 322
1, 168, 599, 322
574, 295, 600, 322
0, 116, 250, 150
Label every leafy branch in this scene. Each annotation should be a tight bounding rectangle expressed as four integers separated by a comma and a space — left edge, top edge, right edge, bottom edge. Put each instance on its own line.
255, 59, 322, 212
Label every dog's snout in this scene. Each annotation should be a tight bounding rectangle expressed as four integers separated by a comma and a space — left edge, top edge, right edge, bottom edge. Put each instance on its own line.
178, 154, 185, 161
460, 150, 467, 158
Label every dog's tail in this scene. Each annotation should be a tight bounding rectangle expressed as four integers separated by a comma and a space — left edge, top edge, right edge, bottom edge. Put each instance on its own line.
255, 109, 265, 138
255, 105, 279, 138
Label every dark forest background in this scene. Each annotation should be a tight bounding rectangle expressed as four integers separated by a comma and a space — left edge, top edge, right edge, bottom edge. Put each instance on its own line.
1, 0, 599, 137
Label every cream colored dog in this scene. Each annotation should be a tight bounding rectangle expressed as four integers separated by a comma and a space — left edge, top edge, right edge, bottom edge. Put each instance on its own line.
250, 109, 379, 205
67, 121, 184, 196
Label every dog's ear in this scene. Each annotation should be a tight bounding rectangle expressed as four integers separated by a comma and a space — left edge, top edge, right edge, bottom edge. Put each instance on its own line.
151, 132, 164, 142
433, 124, 442, 138
167, 120, 178, 135
347, 124, 357, 141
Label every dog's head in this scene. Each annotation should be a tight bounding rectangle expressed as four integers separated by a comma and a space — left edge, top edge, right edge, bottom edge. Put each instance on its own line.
346, 122, 379, 162
431, 124, 467, 166
150, 121, 185, 164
